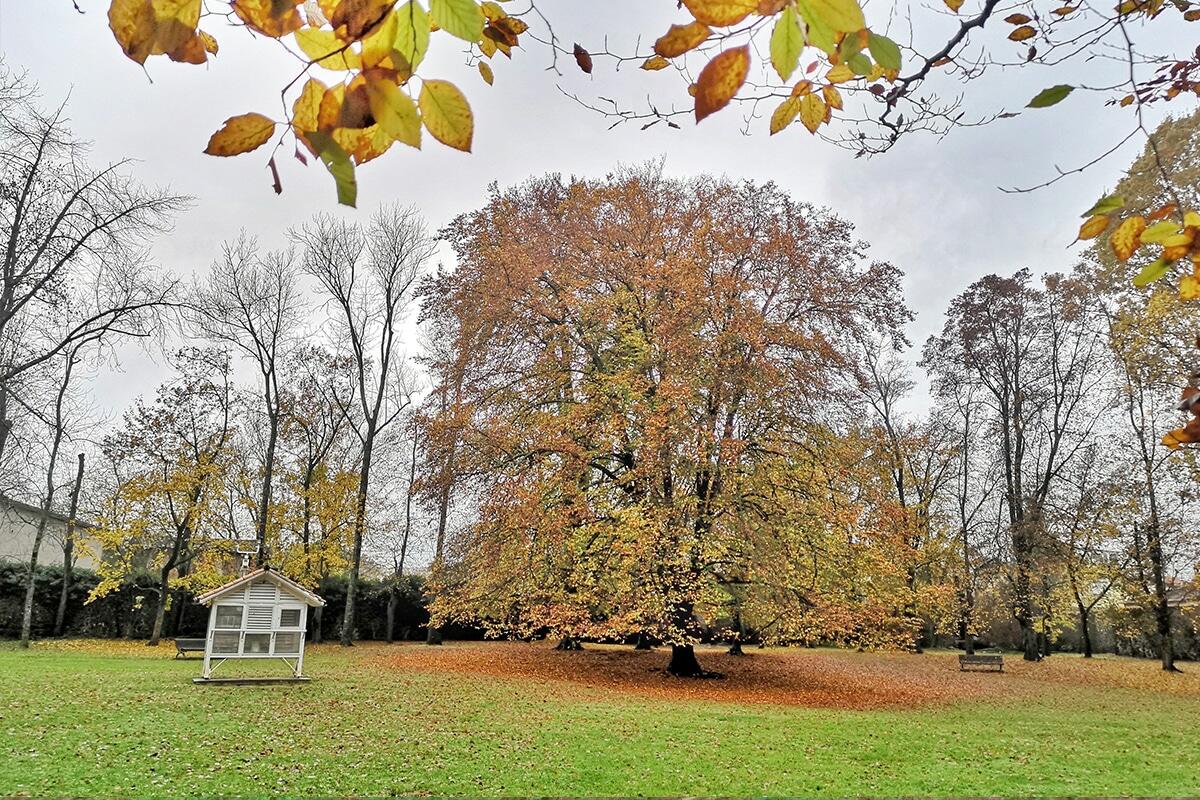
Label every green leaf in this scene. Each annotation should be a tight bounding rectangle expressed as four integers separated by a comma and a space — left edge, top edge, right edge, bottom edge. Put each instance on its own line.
847, 52, 872, 76
1140, 220, 1181, 244
1132, 257, 1172, 288
307, 131, 357, 207
430, 0, 484, 43
770, 6, 804, 81
1083, 194, 1125, 217
365, 79, 422, 149
394, 0, 431, 71
867, 31, 901, 71
1027, 84, 1074, 108
797, 0, 865, 35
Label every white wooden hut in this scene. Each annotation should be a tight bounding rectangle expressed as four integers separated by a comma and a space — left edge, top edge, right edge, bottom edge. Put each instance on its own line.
193, 567, 325, 682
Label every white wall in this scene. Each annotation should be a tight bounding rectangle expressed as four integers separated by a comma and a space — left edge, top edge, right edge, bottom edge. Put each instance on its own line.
0, 499, 99, 571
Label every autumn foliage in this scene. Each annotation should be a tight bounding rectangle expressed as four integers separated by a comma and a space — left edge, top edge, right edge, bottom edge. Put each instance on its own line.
418, 166, 916, 671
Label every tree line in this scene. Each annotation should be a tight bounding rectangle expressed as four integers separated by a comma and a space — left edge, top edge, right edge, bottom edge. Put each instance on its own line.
2, 71, 1197, 674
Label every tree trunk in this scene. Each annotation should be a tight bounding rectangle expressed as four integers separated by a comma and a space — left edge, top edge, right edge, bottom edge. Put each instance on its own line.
1079, 605, 1094, 658
634, 633, 654, 650
256, 407, 280, 567
1154, 597, 1178, 672
727, 640, 744, 656
19, 510, 53, 648
666, 644, 705, 676
386, 588, 398, 644
555, 636, 582, 651
147, 565, 171, 646
53, 453, 85, 638
341, 435, 373, 647
312, 605, 323, 644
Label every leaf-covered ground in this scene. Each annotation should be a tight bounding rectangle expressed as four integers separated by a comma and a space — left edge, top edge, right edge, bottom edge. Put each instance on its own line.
1, 639, 1197, 797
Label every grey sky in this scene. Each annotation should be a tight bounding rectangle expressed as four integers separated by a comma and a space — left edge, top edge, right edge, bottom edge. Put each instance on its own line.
0, 1, 1176, 416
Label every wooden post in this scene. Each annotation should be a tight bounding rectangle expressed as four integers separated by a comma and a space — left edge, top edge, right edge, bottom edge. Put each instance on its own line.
202, 604, 216, 679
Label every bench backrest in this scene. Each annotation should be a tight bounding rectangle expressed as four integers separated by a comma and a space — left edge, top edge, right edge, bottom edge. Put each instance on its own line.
960, 654, 1002, 663
176, 638, 206, 648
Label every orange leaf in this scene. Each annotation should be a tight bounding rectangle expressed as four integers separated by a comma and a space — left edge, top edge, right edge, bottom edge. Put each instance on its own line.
641, 55, 671, 71
1110, 215, 1147, 261
1008, 25, 1036, 41
682, 0, 758, 26
694, 46, 751, 122
654, 21, 712, 58
232, 0, 303, 37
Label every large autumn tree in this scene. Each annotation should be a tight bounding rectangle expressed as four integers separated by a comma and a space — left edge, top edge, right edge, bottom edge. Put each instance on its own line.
421, 165, 909, 675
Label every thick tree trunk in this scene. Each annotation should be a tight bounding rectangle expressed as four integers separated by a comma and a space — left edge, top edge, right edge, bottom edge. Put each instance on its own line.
426, 625, 443, 645
312, 605, 323, 644
1079, 605, 1094, 658
147, 565, 171, 646
1154, 597, 1178, 672
727, 640, 745, 656
667, 644, 705, 676
634, 633, 654, 650
555, 636, 583, 651
386, 588, 397, 644
341, 436, 373, 647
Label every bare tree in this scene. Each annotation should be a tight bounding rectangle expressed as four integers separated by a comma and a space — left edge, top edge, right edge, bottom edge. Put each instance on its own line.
924, 270, 1106, 661
190, 237, 304, 567
0, 71, 183, 468
52, 451, 85, 637
293, 204, 432, 647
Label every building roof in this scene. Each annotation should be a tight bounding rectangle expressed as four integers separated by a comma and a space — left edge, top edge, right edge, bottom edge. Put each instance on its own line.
0, 494, 95, 529
195, 567, 326, 607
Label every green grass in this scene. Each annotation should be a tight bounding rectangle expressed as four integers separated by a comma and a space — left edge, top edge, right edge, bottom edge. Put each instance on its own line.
0, 641, 1197, 797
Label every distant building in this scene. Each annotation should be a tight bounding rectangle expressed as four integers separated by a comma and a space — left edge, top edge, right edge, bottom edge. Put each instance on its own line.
0, 494, 98, 570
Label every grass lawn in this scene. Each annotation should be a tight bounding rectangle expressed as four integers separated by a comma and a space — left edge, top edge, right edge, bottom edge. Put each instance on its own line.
0, 639, 1197, 797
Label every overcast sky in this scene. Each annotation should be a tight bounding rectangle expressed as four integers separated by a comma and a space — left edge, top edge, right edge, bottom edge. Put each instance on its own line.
0, 2, 1177, 417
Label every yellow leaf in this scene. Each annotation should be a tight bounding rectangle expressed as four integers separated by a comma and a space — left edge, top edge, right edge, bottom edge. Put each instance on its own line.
109, 0, 202, 64
1008, 25, 1036, 41
295, 28, 362, 69
199, 29, 218, 54
293, 77, 327, 140
360, 10, 398, 66
822, 83, 843, 110
770, 96, 800, 134
1181, 274, 1200, 300
232, 0, 303, 38
641, 55, 671, 71
1110, 215, 1146, 261
799, 92, 825, 133
431, 0, 484, 42
1077, 215, 1109, 241
694, 45, 751, 122
478, 60, 494, 84
203, 112, 276, 156
944, 0, 963, 10
365, 77, 422, 148
790, 79, 813, 96
654, 20, 712, 58
826, 63, 854, 83
419, 79, 473, 151
1184, 210, 1200, 228
682, 0, 758, 26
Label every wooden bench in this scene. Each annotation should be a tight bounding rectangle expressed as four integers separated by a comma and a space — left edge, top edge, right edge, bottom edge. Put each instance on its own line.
959, 653, 1003, 672
174, 638, 206, 659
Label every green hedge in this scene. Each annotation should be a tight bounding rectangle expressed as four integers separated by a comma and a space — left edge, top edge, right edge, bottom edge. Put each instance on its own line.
0, 562, 469, 642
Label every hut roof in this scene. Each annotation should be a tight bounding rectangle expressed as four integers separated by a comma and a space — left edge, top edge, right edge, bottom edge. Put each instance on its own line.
195, 567, 325, 607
